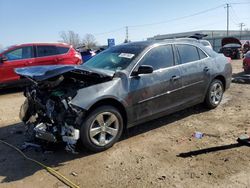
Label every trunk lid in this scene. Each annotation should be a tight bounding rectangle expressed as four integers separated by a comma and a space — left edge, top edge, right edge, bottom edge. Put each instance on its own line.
221, 37, 241, 47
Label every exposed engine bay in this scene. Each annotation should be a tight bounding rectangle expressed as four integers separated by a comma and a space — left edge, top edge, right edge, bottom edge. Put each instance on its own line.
19, 68, 112, 153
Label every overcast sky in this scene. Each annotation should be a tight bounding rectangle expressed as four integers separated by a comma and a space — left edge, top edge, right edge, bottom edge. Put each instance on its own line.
0, 0, 250, 46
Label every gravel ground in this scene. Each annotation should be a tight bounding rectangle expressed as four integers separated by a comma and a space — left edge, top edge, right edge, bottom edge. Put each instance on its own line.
0, 60, 250, 188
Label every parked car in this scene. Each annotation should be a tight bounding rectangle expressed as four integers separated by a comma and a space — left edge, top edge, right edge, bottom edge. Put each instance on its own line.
243, 51, 250, 73
16, 40, 232, 152
219, 37, 242, 59
0, 43, 82, 88
243, 41, 250, 55
80, 49, 95, 62
188, 33, 213, 49
199, 40, 213, 49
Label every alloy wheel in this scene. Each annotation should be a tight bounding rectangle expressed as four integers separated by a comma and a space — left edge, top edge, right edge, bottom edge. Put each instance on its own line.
210, 83, 223, 105
89, 112, 119, 146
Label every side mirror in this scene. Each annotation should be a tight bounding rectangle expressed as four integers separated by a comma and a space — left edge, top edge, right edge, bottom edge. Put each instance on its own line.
0, 56, 8, 64
132, 65, 153, 76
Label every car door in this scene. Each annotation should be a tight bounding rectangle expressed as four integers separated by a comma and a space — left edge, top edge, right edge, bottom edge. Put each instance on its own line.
175, 44, 210, 104
0, 46, 34, 83
34, 45, 59, 66
127, 44, 182, 123
55, 46, 71, 64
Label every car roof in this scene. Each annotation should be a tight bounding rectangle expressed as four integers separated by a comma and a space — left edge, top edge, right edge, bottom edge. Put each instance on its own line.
8, 42, 71, 48
0, 42, 72, 53
117, 38, 202, 49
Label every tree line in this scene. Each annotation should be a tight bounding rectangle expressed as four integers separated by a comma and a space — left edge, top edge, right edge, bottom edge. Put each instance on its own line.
59, 30, 97, 49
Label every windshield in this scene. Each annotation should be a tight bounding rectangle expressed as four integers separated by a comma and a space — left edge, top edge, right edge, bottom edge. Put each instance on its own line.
83, 44, 146, 71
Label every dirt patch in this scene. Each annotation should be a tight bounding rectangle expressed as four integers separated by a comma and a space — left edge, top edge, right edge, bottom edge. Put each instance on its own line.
0, 60, 250, 188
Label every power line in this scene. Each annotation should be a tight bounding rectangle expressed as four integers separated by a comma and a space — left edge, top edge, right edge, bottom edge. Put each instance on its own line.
93, 2, 249, 37
93, 27, 124, 36
230, 2, 250, 5
187, 20, 225, 31
129, 4, 224, 28
93, 4, 225, 36
230, 5, 241, 23
227, 8, 239, 25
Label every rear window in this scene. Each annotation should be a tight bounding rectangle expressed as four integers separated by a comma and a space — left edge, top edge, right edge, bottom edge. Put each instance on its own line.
176, 44, 200, 64
37, 46, 58, 57
57, 46, 69, 54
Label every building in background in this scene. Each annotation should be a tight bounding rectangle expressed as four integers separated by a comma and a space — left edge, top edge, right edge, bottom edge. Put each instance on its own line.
148, 30, 250, 52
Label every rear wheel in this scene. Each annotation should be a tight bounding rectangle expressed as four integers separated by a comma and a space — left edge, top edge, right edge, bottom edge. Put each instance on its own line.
204, 79, 224, 109
80, 105, 123, 152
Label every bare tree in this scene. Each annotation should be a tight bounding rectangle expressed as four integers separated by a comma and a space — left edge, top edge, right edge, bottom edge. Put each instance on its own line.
82, 34, 97, 49
59, 30, 81, 48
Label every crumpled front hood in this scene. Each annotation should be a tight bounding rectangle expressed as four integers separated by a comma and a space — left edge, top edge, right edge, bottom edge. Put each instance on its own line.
15, 65, 114, 82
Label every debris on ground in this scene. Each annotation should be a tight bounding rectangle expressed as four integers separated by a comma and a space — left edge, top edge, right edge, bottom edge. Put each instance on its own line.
21, 142, 42, 152
193, 132, 220, 139
71, 172, 78, 177
232, 75, 250, 84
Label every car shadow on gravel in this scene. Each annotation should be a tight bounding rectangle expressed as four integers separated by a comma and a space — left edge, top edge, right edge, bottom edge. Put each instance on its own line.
123, 104, 209, 140
0, 87, 24, 95
232, 71, 250, 84
0, 104, 208, 183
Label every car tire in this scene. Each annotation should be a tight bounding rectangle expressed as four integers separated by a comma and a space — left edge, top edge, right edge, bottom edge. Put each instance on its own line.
204, 79, 224, 109
80, 105, 124, 152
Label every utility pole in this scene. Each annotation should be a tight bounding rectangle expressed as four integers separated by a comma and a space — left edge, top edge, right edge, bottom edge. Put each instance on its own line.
226, 3, 230, 36
239, 23, 245, 39
125, 26, 129, 43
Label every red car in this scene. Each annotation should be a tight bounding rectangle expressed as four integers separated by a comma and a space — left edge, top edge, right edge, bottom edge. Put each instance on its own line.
243, 51, 250, 73
0, 43, 82, 88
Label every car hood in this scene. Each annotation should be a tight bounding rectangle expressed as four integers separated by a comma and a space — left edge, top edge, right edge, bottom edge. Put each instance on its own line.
15, 65, 114, 82
222, 37, 241, 47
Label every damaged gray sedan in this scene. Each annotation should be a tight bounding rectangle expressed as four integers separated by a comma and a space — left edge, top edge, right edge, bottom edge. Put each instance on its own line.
16, 39, 232, 152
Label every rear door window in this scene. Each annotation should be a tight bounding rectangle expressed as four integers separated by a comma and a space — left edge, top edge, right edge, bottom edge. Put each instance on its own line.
4, 46, 34, 61
57, 46, 69, 54
197, 48, 208, 59
140, 45, 174, 70
37, 46, 58, 57
176, 44, 200, 64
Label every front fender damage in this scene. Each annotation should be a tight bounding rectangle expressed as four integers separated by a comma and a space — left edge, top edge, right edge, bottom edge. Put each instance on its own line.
17, 65, 113, 153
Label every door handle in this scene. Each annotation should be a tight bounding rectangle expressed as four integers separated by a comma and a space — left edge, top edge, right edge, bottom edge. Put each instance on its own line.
56, 58, 63, 62
24, 61, 32, 65
203, 67, 210, 72
171, 75, 181, 81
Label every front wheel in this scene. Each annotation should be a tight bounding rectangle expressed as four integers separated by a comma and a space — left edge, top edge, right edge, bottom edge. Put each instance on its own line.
204, 79, 224, 109
80, 105, 124, 152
